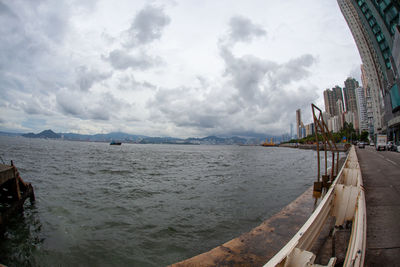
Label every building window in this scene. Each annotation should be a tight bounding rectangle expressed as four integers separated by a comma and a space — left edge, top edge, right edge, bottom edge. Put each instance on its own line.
365, 10, 372, 19
376, 32, 385, 42
385, 6, 398, 26
362, 5, 368, 13
379, 1, 388, 12
380, 41, 388, 50
383, 50, 390, 60
369, 17, 377, 26
391, 23, 397, 34
372, 24, 381, 34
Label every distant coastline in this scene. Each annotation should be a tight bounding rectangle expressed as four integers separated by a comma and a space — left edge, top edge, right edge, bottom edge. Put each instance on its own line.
0, 129, 280, 146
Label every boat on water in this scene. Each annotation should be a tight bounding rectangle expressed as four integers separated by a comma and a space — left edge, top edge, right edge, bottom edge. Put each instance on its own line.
110, 141, 122, 145
262, 138, 276, 147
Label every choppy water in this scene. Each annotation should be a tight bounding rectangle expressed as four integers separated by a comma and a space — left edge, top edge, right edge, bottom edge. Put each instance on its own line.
0, 136, 320, 266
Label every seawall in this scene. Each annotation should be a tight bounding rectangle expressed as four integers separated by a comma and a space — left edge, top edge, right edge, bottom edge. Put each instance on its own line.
171, 157, 346, 266
171, 186, 320, 266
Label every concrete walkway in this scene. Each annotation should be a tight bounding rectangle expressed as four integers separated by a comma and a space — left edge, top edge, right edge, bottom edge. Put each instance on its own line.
356, 146, 400, 266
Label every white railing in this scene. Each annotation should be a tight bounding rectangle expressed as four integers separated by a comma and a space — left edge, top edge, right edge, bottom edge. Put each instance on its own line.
264, 146, 366, 267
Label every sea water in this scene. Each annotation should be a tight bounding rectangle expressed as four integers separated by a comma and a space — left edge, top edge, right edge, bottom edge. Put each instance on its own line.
0, 136, 319, 266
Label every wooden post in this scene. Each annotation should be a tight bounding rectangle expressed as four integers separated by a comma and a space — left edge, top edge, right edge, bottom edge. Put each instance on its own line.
12, 166, 21, 200
324, 141, 327, 176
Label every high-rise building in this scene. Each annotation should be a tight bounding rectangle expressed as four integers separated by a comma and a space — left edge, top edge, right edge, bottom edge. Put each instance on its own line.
296, 109, 302, 139
323, 86, 344, 116
337, 0, 400, 143
337, 99, 345, 129
343, 77, 360, 131
345, 111, 356, 127
333, 85, 345, 111
324, 89, 336, 116
344, 77, 359, 112
361, 64, 369, 95
365, 86, 375, 136
305, 123, 315, 137
356, 87, 369, 133
337, 0, 386, 134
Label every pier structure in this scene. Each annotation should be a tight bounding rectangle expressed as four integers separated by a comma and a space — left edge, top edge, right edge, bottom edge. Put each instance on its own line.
0, 162, 35, 229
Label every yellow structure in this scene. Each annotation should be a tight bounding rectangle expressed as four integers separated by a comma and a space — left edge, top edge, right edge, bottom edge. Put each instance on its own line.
262, 138, 276, 147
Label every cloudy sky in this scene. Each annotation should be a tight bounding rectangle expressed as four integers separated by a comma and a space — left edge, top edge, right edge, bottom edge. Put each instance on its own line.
0, 0, 362, 138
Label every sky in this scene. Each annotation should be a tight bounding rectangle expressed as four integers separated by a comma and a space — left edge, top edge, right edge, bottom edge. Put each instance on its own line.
0, 0, 362, 138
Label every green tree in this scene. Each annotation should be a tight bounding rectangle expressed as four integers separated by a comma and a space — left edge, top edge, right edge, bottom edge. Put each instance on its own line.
359, 131, 369, 142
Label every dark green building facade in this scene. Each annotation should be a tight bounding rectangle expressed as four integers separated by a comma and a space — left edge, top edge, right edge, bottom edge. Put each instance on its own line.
342, 0, 400, 144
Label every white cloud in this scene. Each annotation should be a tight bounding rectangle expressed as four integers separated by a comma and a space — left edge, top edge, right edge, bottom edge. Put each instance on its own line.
0, 0, 362, 137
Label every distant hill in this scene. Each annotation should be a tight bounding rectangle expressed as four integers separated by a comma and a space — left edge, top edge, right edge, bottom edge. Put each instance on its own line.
1, 129, 278, 145
22, 129, 61, 139
61, 132, 148, 142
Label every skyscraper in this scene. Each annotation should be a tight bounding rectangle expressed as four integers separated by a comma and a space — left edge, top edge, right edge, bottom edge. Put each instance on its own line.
337, 0, 400, 142
323, 86, 344, 116
365, 87, 375, 136
361, 64, 369, 95
344, 77, 360, 130
324, 89, 336, 116
356, 87, 369, 133
344, 77, 359, 113
296, 109, 302, 139
333, 85, 345, 111
337, 0, 386, 133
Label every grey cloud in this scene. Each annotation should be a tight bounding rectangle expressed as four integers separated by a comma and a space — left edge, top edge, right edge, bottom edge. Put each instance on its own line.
103, 49, 159, 70
0, 2, 17, 17
117, 74, 157, 91
76, 66, 113, 91
272, 54, 316, 86
3, 1, 71, 44
56, 90, 85, 117
0, 0, 76, 104
220, 45, 277, 105
349, 65, 362, 83
56, 89, 131, 121
228, 16, 266, 43
220, 42, 316, 108
124, 5, 171, 48
88, 106, 110, 121
148, 87, 225, 129
87, 93, 129, 121
21, 97, 54, 116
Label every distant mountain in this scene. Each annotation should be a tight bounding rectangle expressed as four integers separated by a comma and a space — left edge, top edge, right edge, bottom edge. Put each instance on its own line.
22, 129, 61, 139
2, 129, 274, 145
184, 135, 248, 145
139, 137, 183, 144
61, 132, 148, 142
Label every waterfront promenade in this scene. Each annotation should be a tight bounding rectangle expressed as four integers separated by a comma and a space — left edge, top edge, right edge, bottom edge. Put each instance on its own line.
356, 146, 400, 266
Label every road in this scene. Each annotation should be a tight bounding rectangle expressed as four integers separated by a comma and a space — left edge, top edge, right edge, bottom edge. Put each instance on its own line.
356, 146, 400, 266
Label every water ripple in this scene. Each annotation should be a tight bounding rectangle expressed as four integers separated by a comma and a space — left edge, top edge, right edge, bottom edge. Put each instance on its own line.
0, 137, 319, 266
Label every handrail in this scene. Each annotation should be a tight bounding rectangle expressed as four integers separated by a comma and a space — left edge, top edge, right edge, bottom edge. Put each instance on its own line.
264, 146, 366, 267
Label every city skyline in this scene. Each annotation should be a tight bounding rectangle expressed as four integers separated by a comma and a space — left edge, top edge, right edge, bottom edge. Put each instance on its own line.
0, 0, 363, 138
